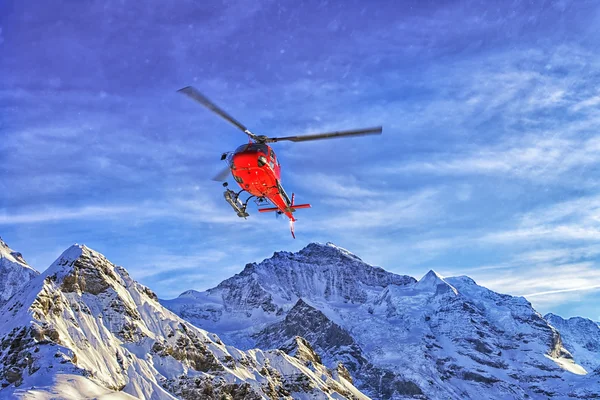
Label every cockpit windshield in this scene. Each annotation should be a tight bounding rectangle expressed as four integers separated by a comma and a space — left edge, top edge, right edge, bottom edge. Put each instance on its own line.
234, 143, 269, 154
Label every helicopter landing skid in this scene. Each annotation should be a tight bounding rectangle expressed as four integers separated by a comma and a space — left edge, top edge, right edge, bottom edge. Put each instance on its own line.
223, 188, 255, 218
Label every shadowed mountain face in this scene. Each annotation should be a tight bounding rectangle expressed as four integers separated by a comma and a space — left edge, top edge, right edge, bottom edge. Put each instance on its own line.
163, 242, 600, 400
0, 242, 367, 400
0, 238, 39, 308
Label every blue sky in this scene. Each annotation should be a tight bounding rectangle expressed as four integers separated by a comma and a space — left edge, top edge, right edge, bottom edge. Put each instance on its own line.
1, 0, 600, 320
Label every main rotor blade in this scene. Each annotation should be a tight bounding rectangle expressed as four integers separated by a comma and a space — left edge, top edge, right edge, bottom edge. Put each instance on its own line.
212, 166, 231, 182
266, 126, 382, 143
177, 86, 256, 139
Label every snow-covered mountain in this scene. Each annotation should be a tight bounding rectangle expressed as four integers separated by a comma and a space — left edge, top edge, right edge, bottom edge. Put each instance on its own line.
0, 243, 367, 399
546, 313, 600, 374
163, 242, 600, 399
0, 238, 39, 308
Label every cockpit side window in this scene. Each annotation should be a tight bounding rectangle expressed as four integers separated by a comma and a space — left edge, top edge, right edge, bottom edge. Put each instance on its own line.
270, 149, 279, 166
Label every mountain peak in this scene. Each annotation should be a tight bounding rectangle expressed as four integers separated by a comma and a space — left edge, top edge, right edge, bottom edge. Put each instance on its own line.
545, 312, 560, 320
0, 237, 35, 271
46, 244, 110, 273
0, 236, 11, 253
423, 269, 444, 280
60, 243, 85, 260
39, 244, 129, 298
416, 269, 445, 286
415, 269, 458, 295
298, 242, 363, 262
0, 238, 39, 307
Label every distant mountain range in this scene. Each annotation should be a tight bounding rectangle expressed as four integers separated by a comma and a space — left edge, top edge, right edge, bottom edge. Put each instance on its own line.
0, 238, 598, 399
162, 242, 600, 399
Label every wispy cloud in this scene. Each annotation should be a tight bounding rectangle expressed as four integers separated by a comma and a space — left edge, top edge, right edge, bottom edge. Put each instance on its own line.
290, 172, 380, 199
481, 194, 600, 245
382, 135, 600, 183
312, 188, 443, 231
571, 93, 600, 112
524, 285, 600, 298
474, 261, 600, 301
0, 192, 242, 226
0, 205, 138, 224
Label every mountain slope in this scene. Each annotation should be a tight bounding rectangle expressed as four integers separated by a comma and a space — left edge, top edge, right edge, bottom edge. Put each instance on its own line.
163, 242, 600, 400
0, 244, 367, 399
164, 243, 415, 347
0, 238, 39, 308
546, 313, 600, 373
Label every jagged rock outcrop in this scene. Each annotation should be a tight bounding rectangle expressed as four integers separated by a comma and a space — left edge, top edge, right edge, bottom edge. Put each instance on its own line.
254, 298, 423, 399
546, 313, 600, 373
0, 244, 368, 399
164, 242, 600, 400
255, 298, 367, 372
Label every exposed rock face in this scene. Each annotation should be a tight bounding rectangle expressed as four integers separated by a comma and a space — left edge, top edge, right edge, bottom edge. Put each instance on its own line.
255, 298, 366, 373
0, 244, 368, 400
546, 313, 600, 373
276, 336, 368, 400
164, 242, 600, 400
280, 336, 323, 365
253, 298, 424, 399
0, 238, 39, 308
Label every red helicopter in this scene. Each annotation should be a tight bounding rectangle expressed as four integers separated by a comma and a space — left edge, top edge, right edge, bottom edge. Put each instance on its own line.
178, 86, 382, 238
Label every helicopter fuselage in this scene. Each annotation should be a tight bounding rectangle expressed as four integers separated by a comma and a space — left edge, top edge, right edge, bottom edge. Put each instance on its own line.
228, 143, 309, 227
231, 143, 281, 195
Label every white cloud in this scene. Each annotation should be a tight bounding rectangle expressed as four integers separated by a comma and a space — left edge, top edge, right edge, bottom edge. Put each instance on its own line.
524, 285, 600, 298
480, 194, 600, 245
474, 261, 600, 299
0, 205, 138, 224
289, 172, 380, 199
571, 94, 600, 112
314, 188, 442, 231
517, 246, 600, 264
133, 251, 229, 279
0, 194, 238, 226
383, 135, 600, 183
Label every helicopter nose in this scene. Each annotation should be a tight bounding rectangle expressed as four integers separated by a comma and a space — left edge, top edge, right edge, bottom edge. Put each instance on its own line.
232, 152, 257, 168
